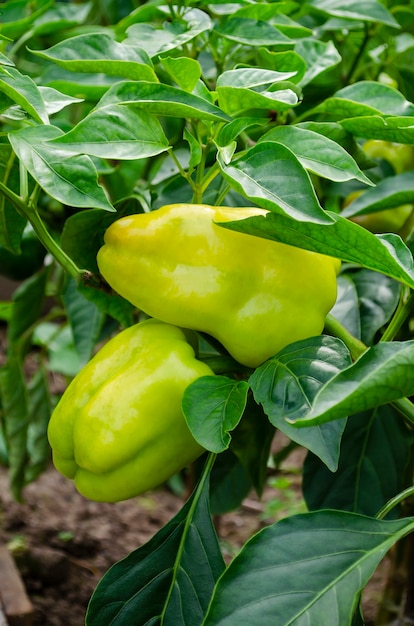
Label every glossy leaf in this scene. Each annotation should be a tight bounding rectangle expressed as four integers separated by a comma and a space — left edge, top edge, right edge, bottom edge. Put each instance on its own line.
341, 114, 414, 143
39, 86, 83, 115
183, 376, 249, 453
303, 406, 414, 517
218, 142, 333, 224
306, 0, 399, 27
289, 341, 414, 427
0, 66, 48, 123
161, 56, 201, 92
219, 211, 414, 289
315, 81, 414, 119
259, 126, 372, 184
124, 8, 212, 59
342, 172, 414, 216
96, 80, 230, 121
295, 39, 342, 87
8, 126, 114, 211
249, 336, 351, 471
214, 18, 294, 48
49, 104, 169, 160
86, 467, 225, 626
0, 0, 52, 39
31, 33, 157, 82
330, 270, 400, 345
203, 511, 414, 626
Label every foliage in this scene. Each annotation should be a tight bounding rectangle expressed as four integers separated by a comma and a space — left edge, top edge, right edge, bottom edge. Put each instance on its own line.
1, 0, 414, 623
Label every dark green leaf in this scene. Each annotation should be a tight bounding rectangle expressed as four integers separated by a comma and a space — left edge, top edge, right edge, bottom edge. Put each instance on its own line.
0, 356, 29, 500
0, 144, 26, 252
0, 66, 48, 124
303, 406, 414, 517
25, 366, 52, 485
86, 467, 225, 626
9, 126, 114, 211
342, 172, 414, 216
7, 270, 48, 354
203, 511, 414, 626
259, 126, 372, 184
214, 18, 294, 48
208, 450, 252, 515
62, 279, 105, 367
249, 336, 351, 470
49, 104, 169, 160
97, 80, 231, 122
31, 33, 157, 82
218, 142, 334, 224
182, 376, 249, 453
219, 211, 414, 289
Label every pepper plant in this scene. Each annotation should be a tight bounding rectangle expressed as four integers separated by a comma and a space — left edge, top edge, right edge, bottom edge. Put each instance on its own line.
2, 0, 414, 623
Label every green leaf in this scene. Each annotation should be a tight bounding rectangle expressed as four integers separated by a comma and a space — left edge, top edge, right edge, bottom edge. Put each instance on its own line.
303, 406, 414, 517
0, 0, 53, 40
342, 172, 414, 216
49, 104, 169, 160
7, 270, 48, 354
331, 270, 400, 345
31, 33, 157, 82
295, 39, 342, 87
39, 86, 83, 116
183, 376, 249, 453
208, 450, 252, 515
161, 56, 201, 92
86, 463, 225, 626
214, 18, 294, 48
219, 211, 414, 289
8, 126, 114, 211
257, 48, 307, 84
78, 282, 135, 329
0, 66, 49, 124
341, 115, 414, 143
124, 8, 212, 59
32, 322, 81, 377
96, 80, 230, 122
249, 336, 351, 471
216, 68, 300, 116
25, 366, 52, 485
28, 2, 92, 37
259, 126, 373, 184
0, 144, 26, 252
289, 341, 414, 427
315, 81, 414, 119
0, 357, 29, 500
203, 511, 414, 626
306, 0, 399, 27
218, 142, 334, 224
62, 278, 105, 367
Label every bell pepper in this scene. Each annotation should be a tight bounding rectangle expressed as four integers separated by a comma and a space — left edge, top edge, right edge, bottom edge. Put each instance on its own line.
47, 319, 212, 502
97, 204, 340, 368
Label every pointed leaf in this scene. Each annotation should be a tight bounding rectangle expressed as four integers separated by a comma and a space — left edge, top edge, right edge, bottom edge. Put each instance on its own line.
124, 8, 212, 59
306, 0, 399, 27
214, 18, 294, 48
259, 126, 373, 184
9, 126, 114, 211
49, 104, 169, 159
291, 341, 414, 426
303, 406, 414, 517
0, 66, 48, 124
218, 211, 414, 289
31, 33, 157, 82
218, 142, 334, 224
249, 336, 351, 470
342, 172, 414, 217
182, 376, 249, 453
296, 39, 341, 87
203, 511, 414, 626
315, 82, 414, 119
341, 115, 414, 143
97, 80, 230, 122
161, 57, 202, 93
86, 468, 225, 626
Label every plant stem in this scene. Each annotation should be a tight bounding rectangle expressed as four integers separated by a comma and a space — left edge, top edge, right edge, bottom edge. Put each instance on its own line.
376, 486, 414, 520
380, 287, 414, 343
0, 179, 84, 281
324, 314, 367, 360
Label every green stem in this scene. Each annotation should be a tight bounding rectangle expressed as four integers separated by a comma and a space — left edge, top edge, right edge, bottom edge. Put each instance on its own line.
380, 287, 414, 343
343, 25, 371, 85
324, 314, 367, 360
392, 397, 414, 428
168, 148, 195, 190
0, 179, 84, 282
376, 486, 414, 520
160, 452, 217, 625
